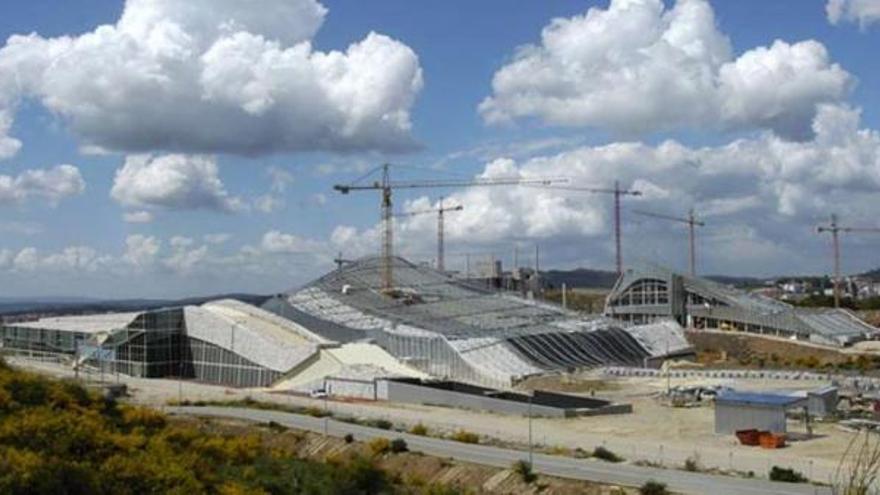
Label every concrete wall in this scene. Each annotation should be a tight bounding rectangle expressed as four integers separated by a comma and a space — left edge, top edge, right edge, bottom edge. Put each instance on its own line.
380, 379, 631, 417
715, 402, 787, 434
325, 377, 377, 401
383, 379, 567, 417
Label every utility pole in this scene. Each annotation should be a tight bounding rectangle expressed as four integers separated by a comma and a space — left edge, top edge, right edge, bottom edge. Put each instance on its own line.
633, 208, 705, 276
534, 245, 540, 297
817, 214, 880, 308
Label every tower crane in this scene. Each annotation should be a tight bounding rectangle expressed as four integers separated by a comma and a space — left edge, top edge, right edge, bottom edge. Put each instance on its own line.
817, 214, 880, 308
394, 198, 463, 272
633, 209, 705, 276
334, 164, 563, 292
532, 181, 641, 274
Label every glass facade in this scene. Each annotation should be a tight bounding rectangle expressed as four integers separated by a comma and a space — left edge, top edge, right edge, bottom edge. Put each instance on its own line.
1, 307, 282, 388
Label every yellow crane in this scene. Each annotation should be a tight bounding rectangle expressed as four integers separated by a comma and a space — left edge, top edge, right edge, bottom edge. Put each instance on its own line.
817, 214, 880, 308
394, 198, 463, 273
633, 208, 705, 276
334, 164, 563, 292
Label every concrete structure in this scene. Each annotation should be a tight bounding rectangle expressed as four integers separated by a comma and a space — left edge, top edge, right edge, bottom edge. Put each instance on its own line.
265, 256, 691, 388
714, 391, 806, 434
605, 265, 878, 347
378, 378, 632, 417
793, 386, 838, 418
0, 299, 423, 389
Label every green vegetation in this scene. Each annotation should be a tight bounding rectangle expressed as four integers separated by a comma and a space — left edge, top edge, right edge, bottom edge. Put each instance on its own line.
769, 466, 808, 483
543, 289, 607, 312
511, 460, 536, 484
639, 480, 669, 495
792, 295, 880, 311
409, 423, 428, 436
0, 358, 453, 494
389, 438, 408, 454
592, 446, 623, 463
450, 430, 480, 444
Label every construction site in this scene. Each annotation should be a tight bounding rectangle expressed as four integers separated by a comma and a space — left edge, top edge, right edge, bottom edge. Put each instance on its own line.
2, 163, 880, 494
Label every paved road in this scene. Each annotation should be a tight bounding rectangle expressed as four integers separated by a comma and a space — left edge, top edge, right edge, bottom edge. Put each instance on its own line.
169, 406, 831, 495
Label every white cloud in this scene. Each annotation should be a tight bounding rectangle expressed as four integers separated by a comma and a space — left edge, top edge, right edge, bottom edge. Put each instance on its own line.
0, 165, 85, 206
10, 246, 107, 273
0, 0, 423, 159
203, 233, 232, 245
123, 234, 161, 268
337, 103, 880, 275
253, 194, 284, 213
267, 166, 294, 193
111, 154, 243, 212
480, 0, 851, 140
123, 210, 154, 223
827, 0, 880, 29
260, 230, 324, 254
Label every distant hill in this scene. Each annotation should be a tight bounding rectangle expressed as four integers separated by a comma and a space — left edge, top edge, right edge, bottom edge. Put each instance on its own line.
0, 293, 271, 317
862, 268, 880, 281
541, 269, 619, 289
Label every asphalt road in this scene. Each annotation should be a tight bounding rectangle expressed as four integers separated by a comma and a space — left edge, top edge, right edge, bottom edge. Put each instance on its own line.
169, 406, 831, 495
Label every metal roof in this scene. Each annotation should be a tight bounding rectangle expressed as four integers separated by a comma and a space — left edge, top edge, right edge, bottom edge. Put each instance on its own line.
10, 312, 141, 334
716, 391, 806, 408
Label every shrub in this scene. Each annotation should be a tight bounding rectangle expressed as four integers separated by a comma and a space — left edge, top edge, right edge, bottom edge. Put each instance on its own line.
368, 437, 391, 456
304, 406, 329, 418
640, 480, 669, 495
512, 460, 536, 483
370, 419, 393, 430
344, 433, 355, 444
769, 466, 807, 483
684, 454, 700, 472
410, 423, 428, 436
451, 430, 480, 444
592, 446, 623, 463
390, 438, 408, 453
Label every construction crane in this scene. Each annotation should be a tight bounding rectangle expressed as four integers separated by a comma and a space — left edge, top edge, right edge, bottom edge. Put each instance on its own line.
394, 198, 463, 272
817, 214, 880, 308
533, 181, 641, 274
334, 164, 563, 292
633, 209, 705, 276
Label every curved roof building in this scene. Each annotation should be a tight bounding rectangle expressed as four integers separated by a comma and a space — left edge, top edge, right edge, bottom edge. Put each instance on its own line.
263, 256, 690, 387
605, 265, 878, 347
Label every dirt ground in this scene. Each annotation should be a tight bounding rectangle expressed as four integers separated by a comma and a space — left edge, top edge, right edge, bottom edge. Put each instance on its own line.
10, 357, 859, 485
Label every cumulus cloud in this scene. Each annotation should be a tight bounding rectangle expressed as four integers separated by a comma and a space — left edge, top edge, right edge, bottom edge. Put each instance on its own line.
260, 230, 325, 254
0, 165, 85, 206
111, 154, 243, 212
827, 0, 880, 28
123, 234, 161, 268
0, 0, 423, 159
337, 103, 880, 275
480, 0, 851, 140
123, 210, 154, 223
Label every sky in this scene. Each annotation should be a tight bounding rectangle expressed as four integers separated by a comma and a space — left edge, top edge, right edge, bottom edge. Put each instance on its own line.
0, 0, 879, 298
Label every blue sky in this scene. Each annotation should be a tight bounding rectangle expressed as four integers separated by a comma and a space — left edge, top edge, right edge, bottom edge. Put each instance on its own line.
0, 0, 879, 298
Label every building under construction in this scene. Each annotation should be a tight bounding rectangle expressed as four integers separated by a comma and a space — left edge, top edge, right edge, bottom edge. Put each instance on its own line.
0, 257, 690, 389
264, 256, 690, 388
605, 265, 878, 347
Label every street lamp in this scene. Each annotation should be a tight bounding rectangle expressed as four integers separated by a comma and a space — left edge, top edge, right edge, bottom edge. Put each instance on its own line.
528, 392, 534, 468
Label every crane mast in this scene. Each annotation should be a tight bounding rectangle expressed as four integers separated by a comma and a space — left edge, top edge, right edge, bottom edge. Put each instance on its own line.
535, 182, 641, 275
633, 208, 705, 276
334, 164, 563, 292
817, 214, 880, 308
394, 197, 464, 272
